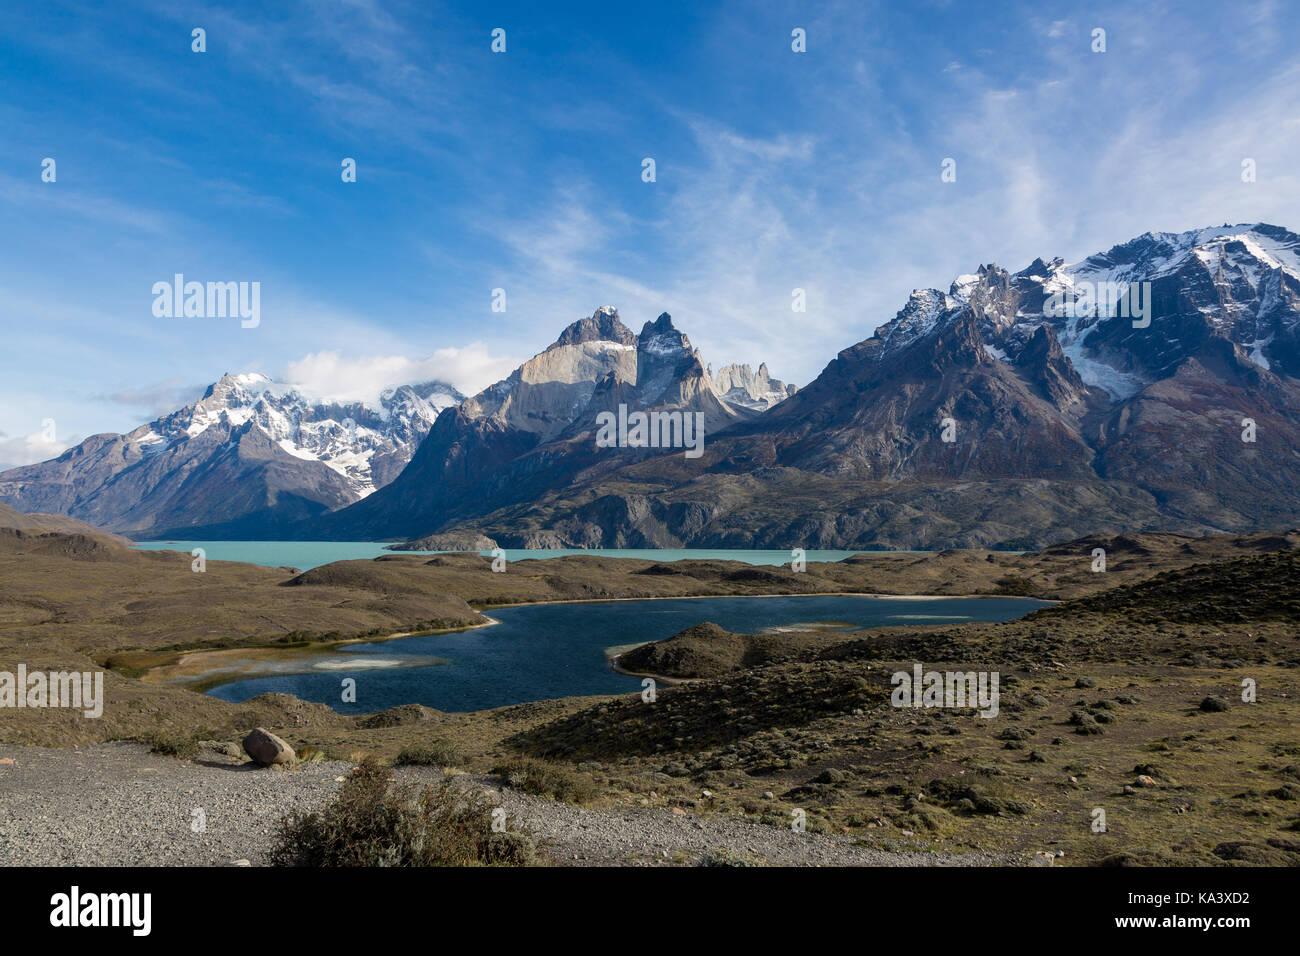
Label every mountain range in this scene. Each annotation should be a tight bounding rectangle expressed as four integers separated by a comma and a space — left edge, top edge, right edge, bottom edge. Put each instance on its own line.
0, 318, 792, 540
0, 374, 463, 538
3, 222, 1298, 548
303, 307, 794, 542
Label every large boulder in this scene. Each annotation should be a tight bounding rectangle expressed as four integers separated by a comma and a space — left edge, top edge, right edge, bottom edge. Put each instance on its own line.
242, 727, 295, 766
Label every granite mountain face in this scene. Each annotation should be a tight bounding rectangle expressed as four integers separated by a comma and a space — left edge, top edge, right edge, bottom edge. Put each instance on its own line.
310, 307, 774, 541
707, 362, 797, 411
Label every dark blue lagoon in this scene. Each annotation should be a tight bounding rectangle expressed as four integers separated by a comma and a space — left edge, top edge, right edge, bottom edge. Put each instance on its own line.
207, 594, 1049, 714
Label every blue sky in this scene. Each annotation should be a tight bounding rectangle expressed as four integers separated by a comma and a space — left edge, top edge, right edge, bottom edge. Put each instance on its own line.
1, 0, 1297, 468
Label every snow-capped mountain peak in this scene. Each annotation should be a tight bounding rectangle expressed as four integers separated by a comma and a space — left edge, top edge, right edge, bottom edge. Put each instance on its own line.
136, 373, 464, 496
877, 223, 1300, 401
1032, 223, 1300, 388
874, 288, 959, 354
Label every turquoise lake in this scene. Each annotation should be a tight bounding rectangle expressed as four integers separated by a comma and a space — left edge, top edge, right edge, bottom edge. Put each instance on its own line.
130, 540, 898, 570
205, 594, 1050, 714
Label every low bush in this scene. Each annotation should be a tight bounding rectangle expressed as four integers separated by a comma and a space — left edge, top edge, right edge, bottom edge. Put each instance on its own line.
395, 740, 464, 768
492, 757, 595, 804
142, 731, 198, 759
270, 757, 533, 866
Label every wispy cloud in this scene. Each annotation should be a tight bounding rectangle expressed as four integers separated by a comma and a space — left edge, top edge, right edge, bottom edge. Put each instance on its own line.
3, 0, 1299, 449
466, 1, 1300, 387
0, 429, 82, 472
0, 173, 171, 234
282, 343, 522, 405
96, 380, 208, 419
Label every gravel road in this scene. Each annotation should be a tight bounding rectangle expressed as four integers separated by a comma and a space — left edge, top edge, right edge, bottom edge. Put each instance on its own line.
0, 742, 1017, 867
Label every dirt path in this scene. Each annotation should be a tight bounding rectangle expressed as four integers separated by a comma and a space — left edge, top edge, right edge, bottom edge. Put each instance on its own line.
0, 743, 1017, 867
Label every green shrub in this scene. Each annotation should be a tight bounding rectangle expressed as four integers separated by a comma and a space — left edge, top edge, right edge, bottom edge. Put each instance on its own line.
143, 731, 198, 759
492, 757, 595, 804
270, 757, 533, 866
396, 740, 464, 768
297, 745, 327, 763
482, 831, 538, 866
994, 574, 1035, 595
699, 848, 765, 867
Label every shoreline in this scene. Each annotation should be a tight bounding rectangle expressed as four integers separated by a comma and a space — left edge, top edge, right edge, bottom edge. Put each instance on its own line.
144, 589, 1051, 694
607, 650, 694, 686
475, 590, 1058, 610
129, 615, 503, 691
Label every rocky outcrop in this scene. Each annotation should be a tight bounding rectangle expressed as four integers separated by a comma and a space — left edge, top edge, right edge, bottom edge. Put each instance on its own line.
389, 531, 498, 552
614, 622, 747, 679
0, 502, 130, 541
